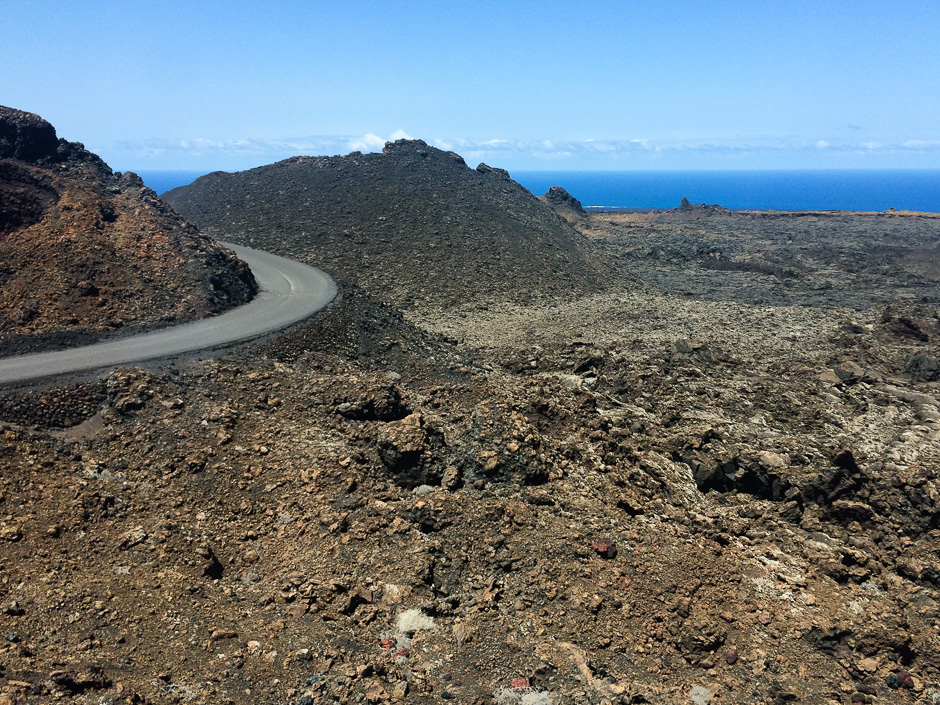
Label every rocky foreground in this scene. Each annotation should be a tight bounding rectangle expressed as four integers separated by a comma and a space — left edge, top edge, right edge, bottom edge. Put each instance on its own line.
0, 106, 257, 354
0, 180, 939, 703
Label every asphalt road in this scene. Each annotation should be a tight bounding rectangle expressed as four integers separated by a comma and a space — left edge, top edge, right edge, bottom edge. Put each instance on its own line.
0, 242, 337, 386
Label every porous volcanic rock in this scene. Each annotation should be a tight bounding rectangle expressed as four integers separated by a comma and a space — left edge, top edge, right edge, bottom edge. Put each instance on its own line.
163, 139, 614, 308
0, 106, 257, 354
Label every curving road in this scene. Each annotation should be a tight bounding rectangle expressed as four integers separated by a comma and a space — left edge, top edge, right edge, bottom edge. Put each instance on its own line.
0, 242, 337, 386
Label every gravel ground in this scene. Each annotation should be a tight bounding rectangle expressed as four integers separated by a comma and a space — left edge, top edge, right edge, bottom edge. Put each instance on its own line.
1, 206, 939, 704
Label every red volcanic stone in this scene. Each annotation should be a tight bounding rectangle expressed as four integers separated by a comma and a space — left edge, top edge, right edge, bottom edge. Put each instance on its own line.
592, 539, 618, 559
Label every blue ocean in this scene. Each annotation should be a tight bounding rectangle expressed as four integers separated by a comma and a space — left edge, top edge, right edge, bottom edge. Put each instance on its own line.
138, 169, 940, 212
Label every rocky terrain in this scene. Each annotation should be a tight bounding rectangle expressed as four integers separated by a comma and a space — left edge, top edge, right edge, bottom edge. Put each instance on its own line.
1, 154, 940, 705
580, 205, 940, 309
162, 140, 614, 309
0, 106, 257, 354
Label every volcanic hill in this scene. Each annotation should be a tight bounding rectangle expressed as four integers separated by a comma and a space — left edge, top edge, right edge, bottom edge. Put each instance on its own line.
163, 140, 614, 309
0, 106, 257, 354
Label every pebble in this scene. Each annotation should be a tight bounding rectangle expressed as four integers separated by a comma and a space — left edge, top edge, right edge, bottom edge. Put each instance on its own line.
886, 672, 915, 689
209, 628, 238, 642
0, 601, 24, 616
591, 538, 618, 559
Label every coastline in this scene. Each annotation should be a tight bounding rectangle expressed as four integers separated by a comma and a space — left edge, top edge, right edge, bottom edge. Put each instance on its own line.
139, 168, 940, 213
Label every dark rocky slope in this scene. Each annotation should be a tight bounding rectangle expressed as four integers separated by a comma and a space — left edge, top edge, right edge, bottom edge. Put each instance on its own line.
0, 106, 257, 354
163, 140, 614, 309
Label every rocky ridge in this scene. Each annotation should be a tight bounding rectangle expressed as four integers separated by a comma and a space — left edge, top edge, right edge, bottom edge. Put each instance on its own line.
0, 106, 257, 354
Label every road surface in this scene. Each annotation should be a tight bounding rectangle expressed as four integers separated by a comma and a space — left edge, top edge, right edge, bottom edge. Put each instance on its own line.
0, 242, 337, 386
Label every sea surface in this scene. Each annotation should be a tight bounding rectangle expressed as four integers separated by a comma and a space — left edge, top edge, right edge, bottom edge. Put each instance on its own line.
138, 169, 940, 212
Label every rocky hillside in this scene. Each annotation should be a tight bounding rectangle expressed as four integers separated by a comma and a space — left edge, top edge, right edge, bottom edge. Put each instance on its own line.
163, 140, 614, 309
0, 106, 257, 354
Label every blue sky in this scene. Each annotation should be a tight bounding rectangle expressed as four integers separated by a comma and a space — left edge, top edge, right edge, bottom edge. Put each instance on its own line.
4, 0, 940, 172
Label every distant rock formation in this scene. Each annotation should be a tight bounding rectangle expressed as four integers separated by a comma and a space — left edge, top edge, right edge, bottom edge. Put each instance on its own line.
540, 186, 586, 222
664, 197, 733, 220
164, 139, 616, 308
0, 106, 257, 354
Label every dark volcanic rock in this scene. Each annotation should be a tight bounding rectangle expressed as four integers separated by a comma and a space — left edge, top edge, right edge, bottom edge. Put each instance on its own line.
540, 186, 586, 222
0, 106, 257, 353
0, 106, 60, 163
164, 139, 614, 308
905, 352, 940, 381
669, 197, 733, 218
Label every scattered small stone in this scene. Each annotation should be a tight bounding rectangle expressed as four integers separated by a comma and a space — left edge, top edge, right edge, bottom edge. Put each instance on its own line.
511, 677, 530, 691
208, 629, 238, 642
392, 681, 408, 700
0, 601, 24, 616
119, 526, 147, 550
885, 671, 916, 689
0, 524, 23, 542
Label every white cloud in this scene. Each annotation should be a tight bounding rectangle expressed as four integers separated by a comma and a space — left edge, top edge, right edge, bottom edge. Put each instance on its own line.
108, 131, 940, 171
346, 133, 386, 152
346, 130, 414, 153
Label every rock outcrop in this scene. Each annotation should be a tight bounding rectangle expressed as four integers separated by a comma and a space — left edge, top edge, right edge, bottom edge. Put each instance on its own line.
540, 185, 586, 222
666, 196, 734, 219
164, 139, 616, 309
0, 106, 257, 354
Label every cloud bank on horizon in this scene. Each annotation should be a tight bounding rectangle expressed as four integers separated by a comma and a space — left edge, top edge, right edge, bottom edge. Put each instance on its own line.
109, 131, 940, 173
